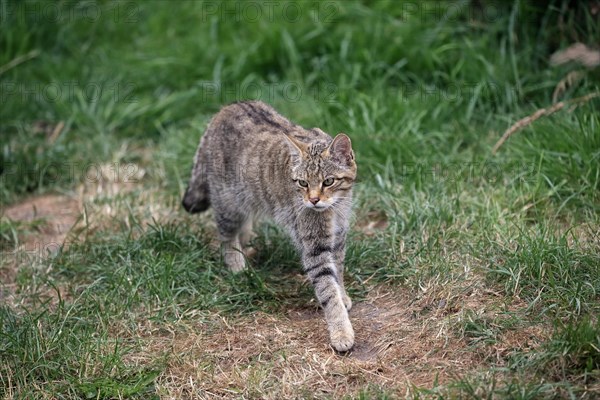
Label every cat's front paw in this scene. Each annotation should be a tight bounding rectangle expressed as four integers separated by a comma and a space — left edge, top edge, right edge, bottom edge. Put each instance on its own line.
330, 326, 354, 352
224, 250, 246, 273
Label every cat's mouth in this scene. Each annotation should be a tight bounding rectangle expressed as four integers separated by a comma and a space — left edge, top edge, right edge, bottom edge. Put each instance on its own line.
305, 203, 330, 212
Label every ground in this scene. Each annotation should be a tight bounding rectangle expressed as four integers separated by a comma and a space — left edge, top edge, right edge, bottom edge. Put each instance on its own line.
1, 177, 597, 398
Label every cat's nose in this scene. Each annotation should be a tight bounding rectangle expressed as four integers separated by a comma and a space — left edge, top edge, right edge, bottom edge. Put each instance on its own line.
309, 197, 320, 205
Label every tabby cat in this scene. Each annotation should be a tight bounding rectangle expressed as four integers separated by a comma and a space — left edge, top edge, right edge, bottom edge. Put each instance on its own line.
182, 101, 356, 352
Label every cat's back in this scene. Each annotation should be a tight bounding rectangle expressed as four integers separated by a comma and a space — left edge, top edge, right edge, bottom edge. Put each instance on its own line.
207, 101, 330, 145
209, 101, 293, 139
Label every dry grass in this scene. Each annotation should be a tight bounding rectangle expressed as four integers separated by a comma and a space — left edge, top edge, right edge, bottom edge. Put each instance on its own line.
491, 92, 600, 154
103, 283, 540, 399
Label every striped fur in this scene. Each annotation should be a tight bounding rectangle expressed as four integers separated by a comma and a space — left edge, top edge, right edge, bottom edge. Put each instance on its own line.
183, 101, 357, 351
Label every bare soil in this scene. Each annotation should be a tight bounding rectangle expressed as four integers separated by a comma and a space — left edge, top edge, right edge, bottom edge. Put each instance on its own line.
3, 194, 81, 251
118, 286, 541, 399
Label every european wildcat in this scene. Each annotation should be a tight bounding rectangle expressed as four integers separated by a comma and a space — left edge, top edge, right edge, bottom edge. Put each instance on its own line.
182, 101, 356, 352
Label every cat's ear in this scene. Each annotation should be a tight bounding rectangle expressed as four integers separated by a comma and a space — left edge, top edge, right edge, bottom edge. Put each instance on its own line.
328, 133, 355, 167
283, 133, 307, 156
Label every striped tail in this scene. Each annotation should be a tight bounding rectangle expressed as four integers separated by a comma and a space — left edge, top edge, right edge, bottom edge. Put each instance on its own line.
182, 181, 210, 214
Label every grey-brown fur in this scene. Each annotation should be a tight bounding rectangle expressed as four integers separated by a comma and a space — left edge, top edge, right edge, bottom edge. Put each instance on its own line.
182, 101, 357, 351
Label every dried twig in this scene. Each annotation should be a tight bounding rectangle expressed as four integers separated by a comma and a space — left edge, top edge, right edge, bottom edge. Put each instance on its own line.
0, 49, 40, 76
492, 92, 600, 155
552, 70, 585, 103
48, 121, 65, 144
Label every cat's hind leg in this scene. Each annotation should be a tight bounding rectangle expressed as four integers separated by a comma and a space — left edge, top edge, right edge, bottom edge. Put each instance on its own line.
214, 209, 247, 273
239, 216, 257, 259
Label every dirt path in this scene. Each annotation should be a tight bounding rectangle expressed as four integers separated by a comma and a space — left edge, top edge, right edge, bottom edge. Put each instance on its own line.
121, 286, 530, 398
3, 194, 81, 251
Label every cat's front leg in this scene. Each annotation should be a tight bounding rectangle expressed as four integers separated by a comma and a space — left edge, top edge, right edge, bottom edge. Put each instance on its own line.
332, 227, 352, 311
303, 246, 354, 352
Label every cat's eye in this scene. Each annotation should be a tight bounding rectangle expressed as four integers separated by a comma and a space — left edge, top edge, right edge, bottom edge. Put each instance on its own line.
323, 178, 335, 187
298, 180, 309, 188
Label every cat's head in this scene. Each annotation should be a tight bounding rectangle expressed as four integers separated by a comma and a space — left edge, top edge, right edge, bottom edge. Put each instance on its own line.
285, 132, 356, 212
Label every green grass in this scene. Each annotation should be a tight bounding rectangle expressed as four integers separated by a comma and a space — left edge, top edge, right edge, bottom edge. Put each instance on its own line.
1, 0, 600, 398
